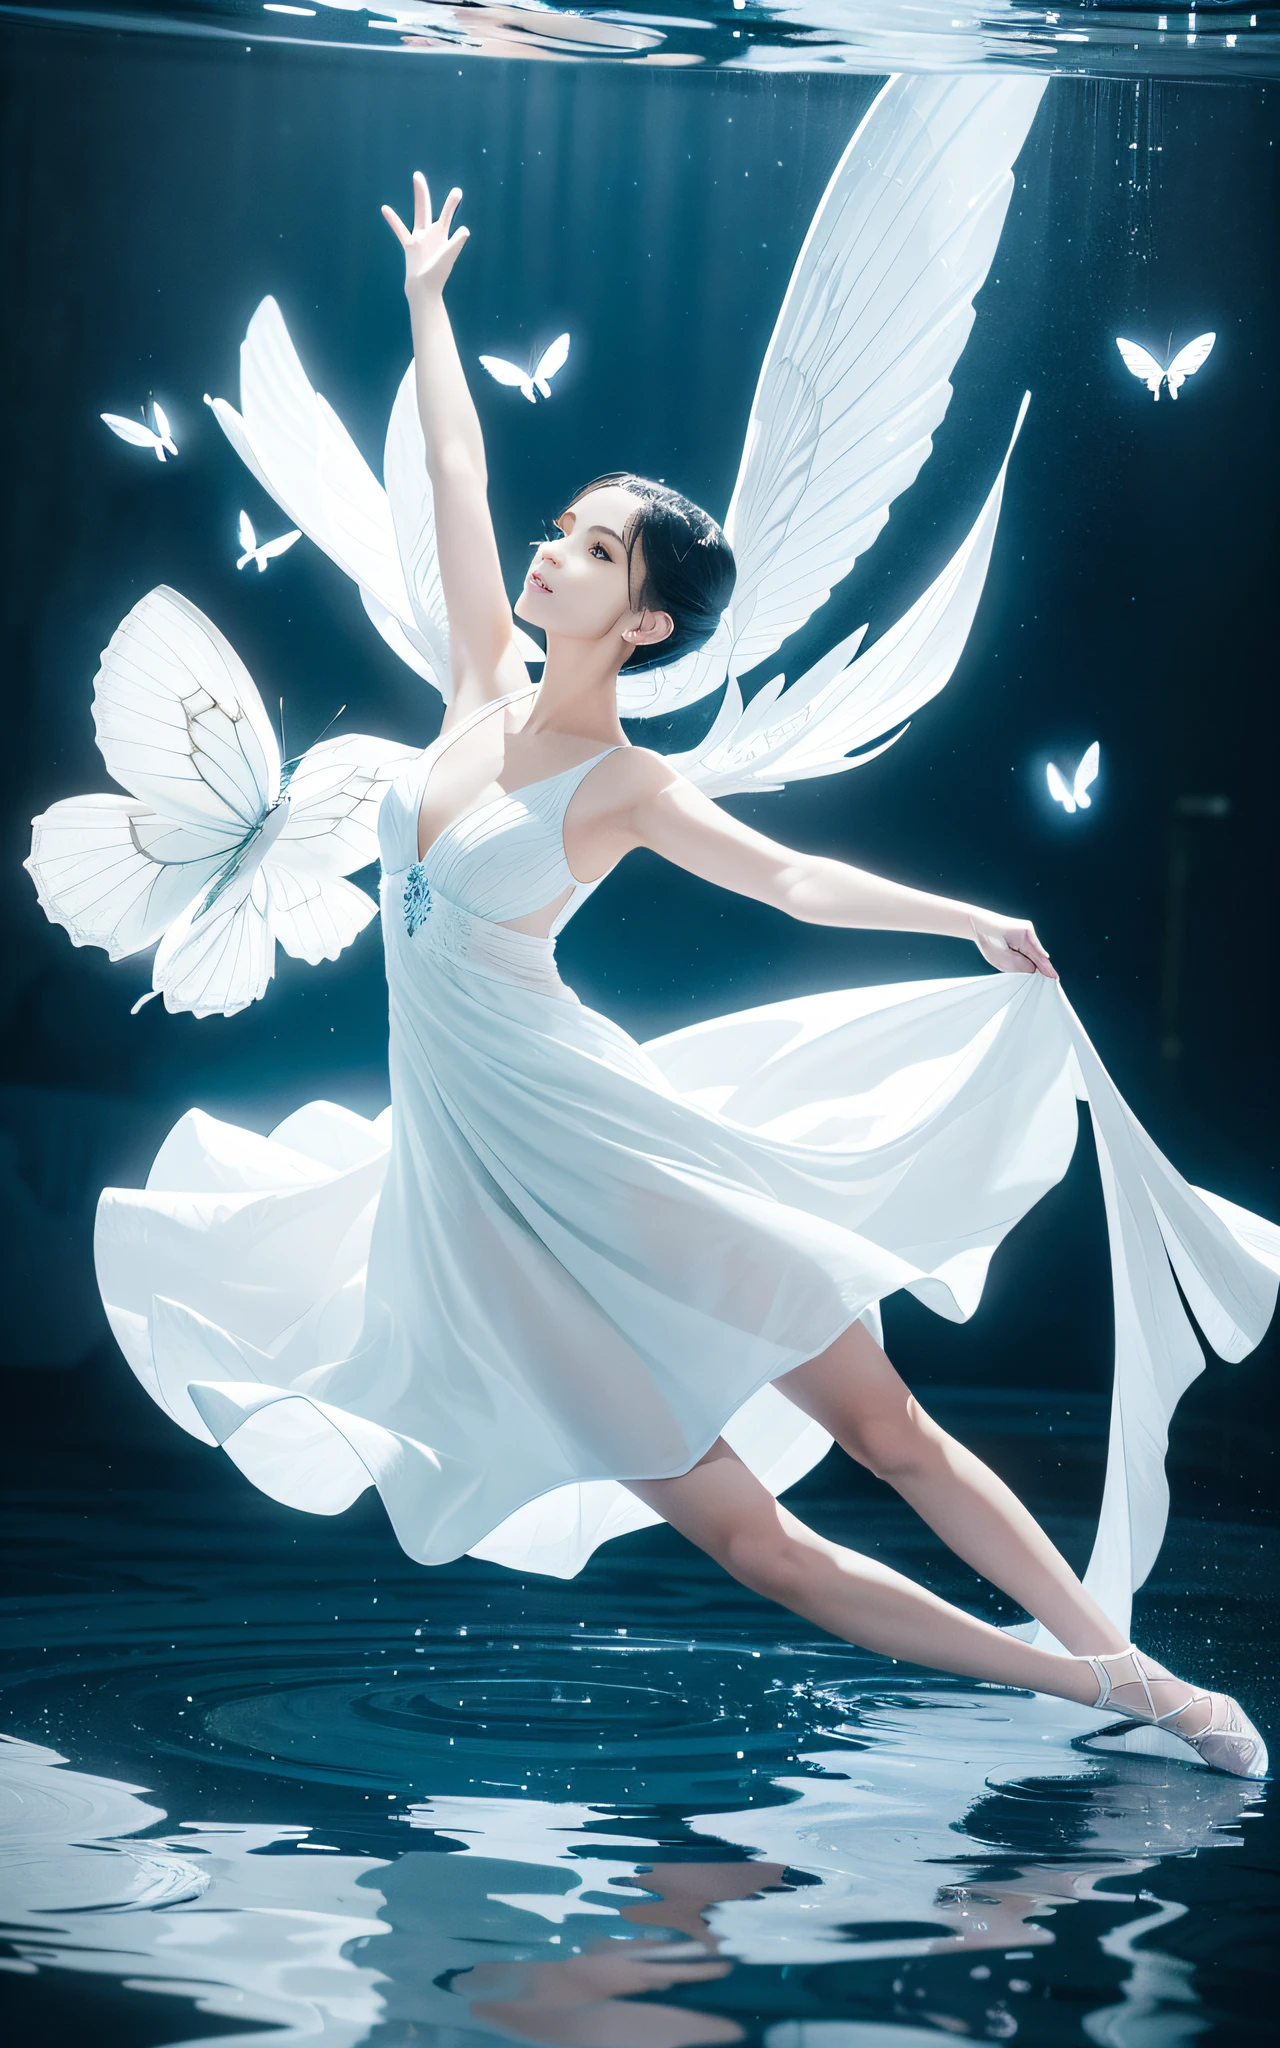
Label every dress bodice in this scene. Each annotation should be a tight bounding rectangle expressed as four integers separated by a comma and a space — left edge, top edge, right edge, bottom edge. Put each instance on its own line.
378, 694, 620, 936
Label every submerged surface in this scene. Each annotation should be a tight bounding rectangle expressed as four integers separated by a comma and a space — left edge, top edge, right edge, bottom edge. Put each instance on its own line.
2, 1379, 1277, 2044
3, 0, 1280, 80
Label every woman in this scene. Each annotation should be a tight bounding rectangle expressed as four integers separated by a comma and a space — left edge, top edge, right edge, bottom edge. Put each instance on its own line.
93, 172, 1266, 1782
364, 174, 1264, 1776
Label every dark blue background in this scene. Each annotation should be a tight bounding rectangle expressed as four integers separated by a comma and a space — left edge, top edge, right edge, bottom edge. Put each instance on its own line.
1, 27, 1276, 1426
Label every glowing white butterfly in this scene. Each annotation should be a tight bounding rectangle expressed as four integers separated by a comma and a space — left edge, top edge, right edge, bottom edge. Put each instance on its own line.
100, 398, 178, 460
237, 508, 302, 573
1046, 741, 1100, 815
1116, 333, 1216, 401
25, 586, 414, 1018
478, 333, 571, 404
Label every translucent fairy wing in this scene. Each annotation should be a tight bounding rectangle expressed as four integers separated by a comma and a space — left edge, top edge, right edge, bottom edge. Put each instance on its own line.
383, 367, 453, 696
237, 509, 257, 555
92, 586, 280, 831
673, 397, 1030, 798
263, 865, 377, 963
1115, 337, 1165, 396
1046, 762, 1074, 811
152, 399, 175, 450
1165, 331, 1215, 395
25, 794, 238, 959
1072, 740, 1100, 808
101, 414, 158, 448
533, 332, 570, 385
210, 299, 456, 697
358, 587, 449, 688
719, 74, 1046, 689
276, 732, 418, 877
151, 864, 274, 1018
478, 355, 531, 389
210, 297, 411, 619
259, 528, 302, 560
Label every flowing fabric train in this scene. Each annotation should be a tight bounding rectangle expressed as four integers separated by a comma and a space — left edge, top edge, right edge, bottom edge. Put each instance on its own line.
95, 965, 1279, 1639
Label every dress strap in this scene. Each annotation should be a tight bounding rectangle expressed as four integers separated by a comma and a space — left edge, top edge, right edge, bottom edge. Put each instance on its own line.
424, 683, 539, 767
549, 744, 625, 818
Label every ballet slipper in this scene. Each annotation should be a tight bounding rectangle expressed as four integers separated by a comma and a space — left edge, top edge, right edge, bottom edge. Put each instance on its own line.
1086, 1644, 1268, 1779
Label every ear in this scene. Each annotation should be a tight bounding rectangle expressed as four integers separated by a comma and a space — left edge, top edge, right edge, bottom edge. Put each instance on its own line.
622, 609, 675, 651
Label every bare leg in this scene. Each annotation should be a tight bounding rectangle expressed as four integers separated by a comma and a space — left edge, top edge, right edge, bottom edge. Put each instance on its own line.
777, 1321, 1129, 1656
629, 1438, 1106, 1705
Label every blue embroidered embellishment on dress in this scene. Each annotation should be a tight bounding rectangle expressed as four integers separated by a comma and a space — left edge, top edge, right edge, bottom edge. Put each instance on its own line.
403, 862, 432, 936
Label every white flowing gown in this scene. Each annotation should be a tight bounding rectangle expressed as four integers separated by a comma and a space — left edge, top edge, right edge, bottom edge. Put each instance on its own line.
95, 697, 1280, 1637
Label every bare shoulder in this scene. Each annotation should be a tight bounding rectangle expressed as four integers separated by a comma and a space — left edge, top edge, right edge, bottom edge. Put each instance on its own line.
595, 746, 687, 804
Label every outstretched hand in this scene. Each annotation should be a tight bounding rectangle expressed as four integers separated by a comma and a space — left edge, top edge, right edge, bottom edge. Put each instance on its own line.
969, 912, 1058, 979
382, 172, 469, 297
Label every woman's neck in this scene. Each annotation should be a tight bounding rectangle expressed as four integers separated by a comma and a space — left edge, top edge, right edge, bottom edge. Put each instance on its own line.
521, 637, 630, 744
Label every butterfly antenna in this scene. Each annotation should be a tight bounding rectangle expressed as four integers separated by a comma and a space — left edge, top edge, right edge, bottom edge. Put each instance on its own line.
308, 703, 348, 751
279, 695, 287, 760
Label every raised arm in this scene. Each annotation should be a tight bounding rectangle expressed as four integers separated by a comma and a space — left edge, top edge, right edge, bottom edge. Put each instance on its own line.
579, 756, 1057, 977
382, 173, 530, 723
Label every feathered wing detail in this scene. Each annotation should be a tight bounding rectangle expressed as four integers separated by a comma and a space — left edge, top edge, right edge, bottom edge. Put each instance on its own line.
615, 621, 734, 720
25, 795, 238, 958
382, 367, 452, 689
91, 586, 281, 830
207, 299, 447, 690
210, 301, 542, 701
621, 72, 1045, 719
674, 395, 1030, 798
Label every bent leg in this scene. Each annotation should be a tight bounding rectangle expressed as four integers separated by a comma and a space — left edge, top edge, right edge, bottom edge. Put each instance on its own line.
777, 1321, 1128, 1656
628, 1439, 1104, 1704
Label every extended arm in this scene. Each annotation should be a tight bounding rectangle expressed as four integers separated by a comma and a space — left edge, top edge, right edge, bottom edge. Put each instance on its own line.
584, 758, 1056, 976
382, 174, 530, 722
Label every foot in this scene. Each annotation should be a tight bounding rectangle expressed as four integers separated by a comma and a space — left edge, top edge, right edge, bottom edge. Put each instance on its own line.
1086, 1645, 1268, 1779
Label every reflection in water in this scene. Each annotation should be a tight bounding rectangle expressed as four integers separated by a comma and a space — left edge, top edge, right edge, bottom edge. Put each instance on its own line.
0, 1677, 1263, 2047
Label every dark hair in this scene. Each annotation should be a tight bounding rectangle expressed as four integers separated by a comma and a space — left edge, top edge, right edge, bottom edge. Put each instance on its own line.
565, 472, 736, 670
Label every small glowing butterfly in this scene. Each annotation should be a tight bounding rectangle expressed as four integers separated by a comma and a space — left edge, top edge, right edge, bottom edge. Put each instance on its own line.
1115, 333, 1216, 401
236, 509, 302, 573
1046, 741, 1100, 815
100, 398, 178, 459
478, 333, 571, 404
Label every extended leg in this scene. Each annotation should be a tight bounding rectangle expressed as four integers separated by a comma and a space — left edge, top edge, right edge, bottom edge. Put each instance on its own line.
628, 1438, 1106, 1703
628, 1434, 1268, 1776
777, 1321, 1128, 1655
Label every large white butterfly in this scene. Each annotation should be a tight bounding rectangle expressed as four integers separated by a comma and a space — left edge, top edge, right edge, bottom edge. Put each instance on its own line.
478, 333, 571, 404
101, 398, 178, 460
237, 508, 302, 573
25, 587, 415, 1018
1116, 333, 1216, 402
1046, 741, 1100, 815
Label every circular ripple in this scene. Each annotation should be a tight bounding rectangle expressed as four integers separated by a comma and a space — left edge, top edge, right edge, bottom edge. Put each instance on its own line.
24, 1628, 881, 1805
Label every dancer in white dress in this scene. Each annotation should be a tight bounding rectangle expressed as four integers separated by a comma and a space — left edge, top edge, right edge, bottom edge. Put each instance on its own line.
89, 172, 1275, 1780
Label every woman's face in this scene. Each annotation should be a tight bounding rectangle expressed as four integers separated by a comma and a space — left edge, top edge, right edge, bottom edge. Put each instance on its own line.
514, 484, 671, 661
